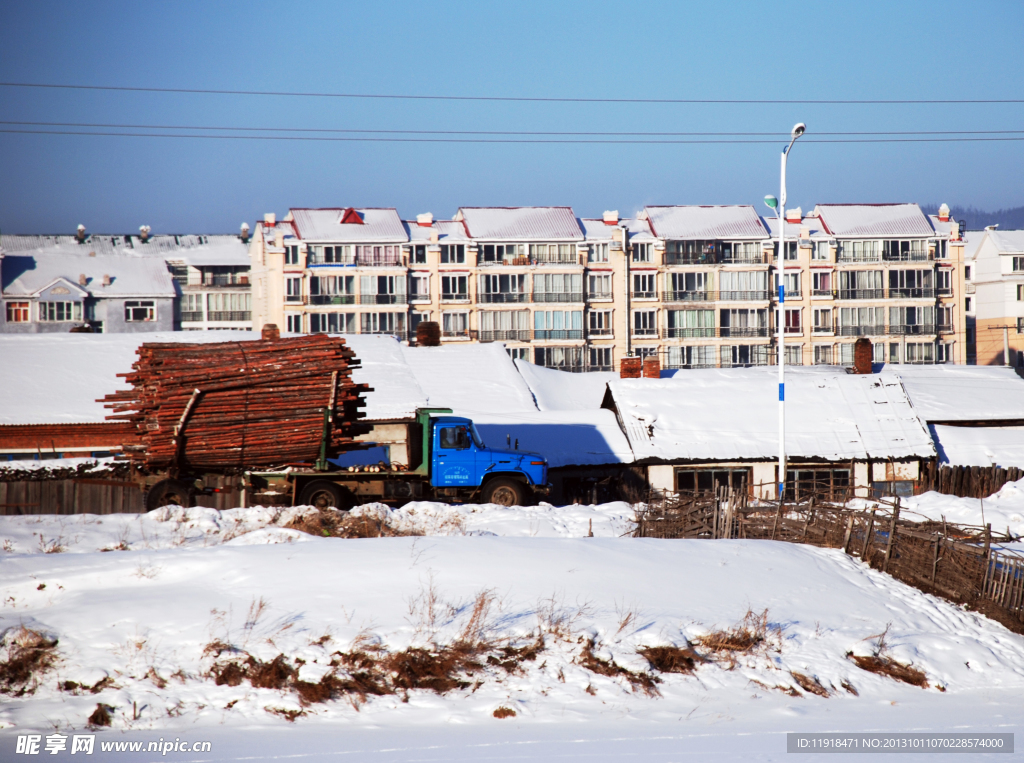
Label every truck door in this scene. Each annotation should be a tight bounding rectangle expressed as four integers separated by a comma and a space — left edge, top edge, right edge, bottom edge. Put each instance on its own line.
432, 423, 476, 487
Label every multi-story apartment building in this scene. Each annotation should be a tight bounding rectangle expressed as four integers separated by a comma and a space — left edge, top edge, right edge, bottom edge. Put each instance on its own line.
164, 235, 253, 331
970, 229, 1024, 366
249, 203, 967, 371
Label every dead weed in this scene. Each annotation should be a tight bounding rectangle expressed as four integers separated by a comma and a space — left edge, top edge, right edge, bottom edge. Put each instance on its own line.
847, 624, 929, 689
285, 508, 419, 539
638, 645, 702, 674
492, 706, 516, 718
578, 639, 661, 696
0, 627, 59, 696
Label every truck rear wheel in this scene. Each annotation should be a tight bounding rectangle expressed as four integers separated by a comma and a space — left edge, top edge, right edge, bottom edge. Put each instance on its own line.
482, 478, 524, 507
146, 479, 194, 511
299, 480, 352, 511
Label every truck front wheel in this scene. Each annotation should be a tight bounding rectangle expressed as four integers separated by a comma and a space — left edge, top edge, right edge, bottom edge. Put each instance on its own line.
299, 480, 351, 511
482, 478, 525, 507
146, 479, 194, 511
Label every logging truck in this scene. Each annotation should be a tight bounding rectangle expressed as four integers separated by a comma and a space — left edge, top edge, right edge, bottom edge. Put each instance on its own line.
145, 407, 550, 511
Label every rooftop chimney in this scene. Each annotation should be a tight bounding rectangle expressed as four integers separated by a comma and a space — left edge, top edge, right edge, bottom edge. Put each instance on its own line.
620, 356, 642, 379
139, 225, 151, 243
603, 210, 619, 225
415, 321, 441, 347
101, 274, 111, 286
416, 212, 434, 227
76, 224, 87, 244
261, 323, 280, 341
264, 213, 276, 226
937, 203, 950, 222
852, 337, 873, 374
240, 222, 250, 243
78, 273, 87, 286
786, 207, 802, 224
642, 356, 661, 378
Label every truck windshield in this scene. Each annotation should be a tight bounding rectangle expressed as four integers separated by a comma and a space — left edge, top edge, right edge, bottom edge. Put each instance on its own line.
469, 423, 486, 448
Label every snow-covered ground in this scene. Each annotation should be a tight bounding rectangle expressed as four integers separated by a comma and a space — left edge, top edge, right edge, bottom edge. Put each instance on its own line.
898, 477, 1024, 539
2, 501, 1024, 761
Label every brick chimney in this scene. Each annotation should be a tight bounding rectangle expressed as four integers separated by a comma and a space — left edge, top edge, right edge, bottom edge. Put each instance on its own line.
642, 356, 661, 378
264, 213, 276, 226
852, 337, 873, 374
603, 210, 619, 225
78, 273, 87, 286
416, 213, 434, 227
240, 222, 250, 243
786, 207, 802, 224
620, 356, 642, 378
261, 323, 280, 341
937, 203, 950, 222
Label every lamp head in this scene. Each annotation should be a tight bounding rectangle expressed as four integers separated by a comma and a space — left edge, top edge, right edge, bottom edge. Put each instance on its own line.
791, 123, 806, 139
764, 195, 779, 210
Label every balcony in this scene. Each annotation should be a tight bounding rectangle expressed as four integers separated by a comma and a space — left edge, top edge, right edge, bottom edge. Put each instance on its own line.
784, 324, 803, 335
202, 274, 249, 286
663, 360, 717, 370
631, 327, 660, 338
179, 311, 203, 322
533, 292, 583, 303
837, 289, 886, 300
665, 253, 715, 265
838, 325, 884, 336
363, 328, 409, 340
358, 294, 407, 305
837, 252, 882, 264
285, 294, 304, 304
782, 290, 802, 299
587, 327, 613, 337
720, 326, 769, 338
665, 290, 714, 303
534, 252, 580, 265
534, 329, 584, 340
889, 324, 937, 335
719, 290, 771, 301
442, 328, 475, 340
308, 255, 355, 266
889, 288, 936, 299
937, 287, 953, 297
479, 329, 531, 343
440, 292, 470, 303
811, 288, 835, 298
207, 311, 251, 322
355, 253, 401, 267
479, 292, 528, 304
937, 323, 954, 334
812, 324, 835, 335
665, 327, 716, 338
479, 256, 532, 267
882, 250, 930, 262
586, 290, 613, 301
722, 252, 768, 265
309, 294, 355, 306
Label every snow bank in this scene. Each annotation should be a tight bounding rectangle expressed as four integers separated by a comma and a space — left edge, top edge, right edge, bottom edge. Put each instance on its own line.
899, 478, 1024, 538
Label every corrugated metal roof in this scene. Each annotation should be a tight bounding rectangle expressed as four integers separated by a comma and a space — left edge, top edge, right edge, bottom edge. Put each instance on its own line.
434, 220, 471, 242
815, 204, 936, 238
0, 233, 247, 257
2, 252, 176, 298
289, 208, 408, 243
988, 230, 1024, 254
644, 206, 769, 240
761, 216, 829, 239
457, 207, 583, 241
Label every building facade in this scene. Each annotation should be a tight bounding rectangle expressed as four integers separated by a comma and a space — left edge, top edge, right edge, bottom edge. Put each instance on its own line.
971, 229, 1024, 366
249, 203, 968, 371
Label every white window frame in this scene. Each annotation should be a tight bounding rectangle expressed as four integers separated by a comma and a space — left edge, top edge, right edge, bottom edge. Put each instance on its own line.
123, 301, 154, 323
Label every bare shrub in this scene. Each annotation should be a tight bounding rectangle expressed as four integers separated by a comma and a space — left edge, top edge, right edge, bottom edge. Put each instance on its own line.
848, 624, 928, 689
286, 508, 421, 539
487, 637, 544, 675
0, 627, 59, 696
536, 594, 593, 642
244, 597, 268, 632
493, 706, 516, 718
694, 608, 778, 655
578, 639, 661, 696
790, 672, 830, 697
87, 703, 112, 728
264, 706, 304, 722
638, 645, 702, 674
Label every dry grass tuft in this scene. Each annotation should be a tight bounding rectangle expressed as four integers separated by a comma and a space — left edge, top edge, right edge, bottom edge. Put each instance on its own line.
694, 608, 775, 654
265, 706, 304, 722
578, 639, 661, 696
790, 672, 830, 697
637, 645, 702, 674
60, 676, 113, 695
0, 627, 59, 696
285, 508, 421, 539
492, 706, 516, 719
87, 703, 112, 728
847, 654, 928, 688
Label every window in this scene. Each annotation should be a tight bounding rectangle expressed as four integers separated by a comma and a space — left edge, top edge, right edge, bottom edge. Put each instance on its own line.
201, 266, 249, 286
412, 245, 427, 264
319, 245, 353, 264
534, 310, 583, 339
441, 275, 468, 302
207, 292, 251, 321
632, 273, 656, 299
479, 310, 530, 341
935, 239, 948, 259
774, 241, 798, 261
668, 272, 710, 300
667, 309, 714, 338
937, 342, 953, 363
1018, 284, 1024, 302
906, 342, 936, 364
310, 275, 355, 305
631, 243, 651, 263
785, 344, 803, 365
589, 346, 612, 370
534, 273, 582, 302
722, 242, 761, 263
882, 240, 928, 261
286, 314, 303, 333
775, 272, 800, 297
666, 345, 716, 369
410, 311, 430, 333
889, 305, 935, 334
812, 241, 830, 261
720, 308, 768, 337
123, 301, 153, 322
410, 273, 430, 302
632, 310, 658, 336
836, 240, 882, 263
965, 264, 973, 280
965, 296, 973, 312
6, 302, 29, 323
180, 293, 203, 321
588, 310, 613, 336
360, 311, 406, 336
838, 306, 884, 336
481, 244, 523, 264
360, 275, 406, 304
1015, 256, 1024, 272
889, 342, 901, 364
285, 245, 300, 265
507, 347, 530, 361
168, 264, 189, 286
355, 245, 400, 266
784, 307, 802, 334
840, 343, 856, 365
1018, 317, 1024, 335
633, 346, 659, 360
723, 345, 770, 369
888, 269, 933, 298
813, 308, 833, 334
286, 277, 303, 303
937, 306, 953, 331
534, 346, 585, 370
589, 243, 609, 263
480, 273, 527, 302
719, 271, 768, 300
529, 244, 576, 264
785, 468, 850, 501
813, 345, 833, 365
439, 426, 470, 450
838, 270, 884, 299
937, 268, 952, 295
40, 301, 82, 322
587, 273, 612, 300
440, 244, 465, 264
442, 311, 470, 337
674, 468, 749, 495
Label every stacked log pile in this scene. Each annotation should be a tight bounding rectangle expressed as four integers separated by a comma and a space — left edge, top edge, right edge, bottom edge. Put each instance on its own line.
101, 335, 371, 471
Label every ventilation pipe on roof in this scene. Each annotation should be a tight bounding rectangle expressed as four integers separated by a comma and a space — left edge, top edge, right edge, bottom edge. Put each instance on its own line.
603, 210, 619, 225
139, 225, 151, 243
76, 224, 87, 244
102, 274, 111, 286
240, 222, 250, 243
416, 213, 434, 227
937, 203, 950, 222
264, 213, 276, 226
785, 207, 802, 224
78, 274, 88, 286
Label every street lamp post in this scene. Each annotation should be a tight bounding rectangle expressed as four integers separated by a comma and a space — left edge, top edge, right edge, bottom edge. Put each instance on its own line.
764, 122, 805, 501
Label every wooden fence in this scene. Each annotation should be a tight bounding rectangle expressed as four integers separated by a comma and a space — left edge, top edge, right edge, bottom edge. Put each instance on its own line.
635, 487, 1024, 633
924, 464, 1023, 499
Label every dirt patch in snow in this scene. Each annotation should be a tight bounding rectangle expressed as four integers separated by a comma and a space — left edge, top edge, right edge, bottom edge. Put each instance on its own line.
0, 626, 59, 697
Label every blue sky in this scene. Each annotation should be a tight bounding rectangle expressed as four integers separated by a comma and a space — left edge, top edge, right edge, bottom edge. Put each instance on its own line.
1, 0, 1022, 233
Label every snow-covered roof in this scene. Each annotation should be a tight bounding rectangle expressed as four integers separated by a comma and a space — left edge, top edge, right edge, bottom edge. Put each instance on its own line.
289, 208, 408, 243
986, 230, 1024, 254
456, 207, 583, 241
889, 365, 1024, 423
341, 336, 428, 421
0, 233, 245, 256
2, 251, 176, 298
434, 220, 471, 242
815, 204, 936, 238
931, 424, 1024, 469
761, 215, 829, 239
515, 360, 619, 411
644, 206, 768, 240
604, 367, 935, 463
963, 231, 985, 262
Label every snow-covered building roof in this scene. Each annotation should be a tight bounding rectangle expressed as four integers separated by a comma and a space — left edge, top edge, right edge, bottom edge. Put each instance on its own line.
889, 365, 1024, 423
455, 207, 583, 241
288, 208, 408, 243
515, 360, 618, 411
963, 231, 986, 262
644, 206, 769, 240
2, 251, 176, 298
815, 204, 937, 238
603, 367, 935, 463
931, 424, 1024, 469
985, 230, 1024, 254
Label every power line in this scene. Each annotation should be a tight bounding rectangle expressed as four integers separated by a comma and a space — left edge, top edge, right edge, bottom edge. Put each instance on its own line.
4, 128, 1024, 145
2, 81, 1024, 105
4, 120, 1024, 138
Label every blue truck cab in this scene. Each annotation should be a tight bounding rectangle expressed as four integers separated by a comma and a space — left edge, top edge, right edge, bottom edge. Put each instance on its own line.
430, 415, 548, 505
